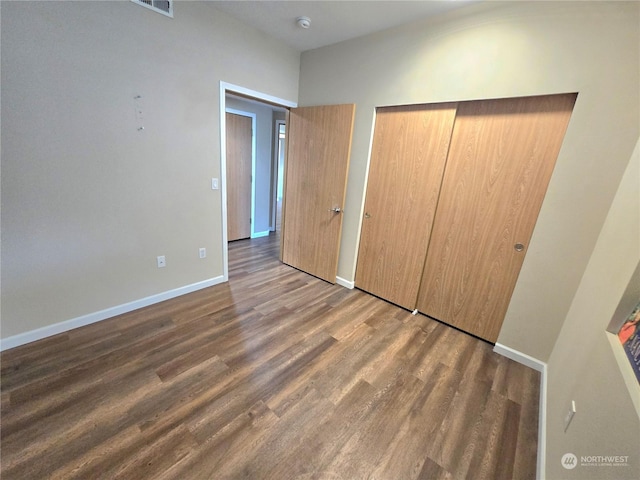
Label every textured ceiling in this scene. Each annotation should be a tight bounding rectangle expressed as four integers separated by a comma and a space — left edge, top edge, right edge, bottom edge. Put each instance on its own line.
209, 1, 479, 52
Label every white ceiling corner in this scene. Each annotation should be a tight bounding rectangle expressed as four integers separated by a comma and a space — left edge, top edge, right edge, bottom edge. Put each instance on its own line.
208, 1, 480, 52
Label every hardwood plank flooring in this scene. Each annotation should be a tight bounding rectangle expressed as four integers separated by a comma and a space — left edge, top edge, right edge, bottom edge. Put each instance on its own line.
1, 234, 540, 479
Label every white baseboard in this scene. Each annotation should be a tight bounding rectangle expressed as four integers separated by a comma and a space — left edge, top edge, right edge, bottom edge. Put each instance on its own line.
336, 276, 355, 289
251, 231, 270, 238
494, 343, 547, 480
0, 275, 225, 352
493, 342, 545, 372
537, 363, 548, 480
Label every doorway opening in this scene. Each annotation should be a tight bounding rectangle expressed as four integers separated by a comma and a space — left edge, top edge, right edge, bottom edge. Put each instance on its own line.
219, 82, 296, 281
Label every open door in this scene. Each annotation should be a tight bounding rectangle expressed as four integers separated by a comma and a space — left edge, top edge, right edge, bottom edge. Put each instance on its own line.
281, 104, 356, 283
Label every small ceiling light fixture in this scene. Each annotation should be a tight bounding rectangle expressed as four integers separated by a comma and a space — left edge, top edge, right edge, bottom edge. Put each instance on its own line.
296, 16, 311, 29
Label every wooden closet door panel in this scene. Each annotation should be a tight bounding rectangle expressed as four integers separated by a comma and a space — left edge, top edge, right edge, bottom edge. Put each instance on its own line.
417, 93, 576, 342
355, 103, 457, 309
226, 112, 252, 241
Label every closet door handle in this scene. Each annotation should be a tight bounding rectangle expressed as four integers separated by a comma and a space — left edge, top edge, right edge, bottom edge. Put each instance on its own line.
514, 243, 525, 252
329, 207, 343, 213
364, 212, 371, 219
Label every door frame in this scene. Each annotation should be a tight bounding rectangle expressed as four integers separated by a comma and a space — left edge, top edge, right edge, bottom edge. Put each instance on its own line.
225, 107, 257, 240
219, 82, 297, 281
271, 119, 287, 232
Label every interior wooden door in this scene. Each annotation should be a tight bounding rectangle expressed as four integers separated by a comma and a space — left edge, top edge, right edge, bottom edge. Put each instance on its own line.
282, 104, 355, 283
355, 103, 457, 309
417, 93, 577, 342
226, 112, 252, 241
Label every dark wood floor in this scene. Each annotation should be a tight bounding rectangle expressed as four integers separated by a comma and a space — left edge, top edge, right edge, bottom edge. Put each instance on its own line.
1, 234, 540, 479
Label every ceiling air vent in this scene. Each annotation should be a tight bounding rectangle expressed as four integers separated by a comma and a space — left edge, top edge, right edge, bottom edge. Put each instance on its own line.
131, 0, 173, 18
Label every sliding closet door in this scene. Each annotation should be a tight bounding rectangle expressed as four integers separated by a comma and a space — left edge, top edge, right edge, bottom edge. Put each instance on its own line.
355, 103, 457, 309
417, 93, 576, 342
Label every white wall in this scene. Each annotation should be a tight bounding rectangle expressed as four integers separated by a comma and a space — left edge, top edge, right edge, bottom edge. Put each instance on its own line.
545, 138, 640, 479
297, 0, 639, 363
1, 1, 299, 340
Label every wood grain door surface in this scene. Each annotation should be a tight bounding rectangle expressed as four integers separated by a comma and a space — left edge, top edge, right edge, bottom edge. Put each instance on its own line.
355, 103, 458, 309
282, 104, 356, 283
417, 93, 576, 342
226, 112, 252, 241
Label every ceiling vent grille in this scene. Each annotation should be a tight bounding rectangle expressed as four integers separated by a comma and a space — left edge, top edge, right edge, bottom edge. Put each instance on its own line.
131, 0, 173, 18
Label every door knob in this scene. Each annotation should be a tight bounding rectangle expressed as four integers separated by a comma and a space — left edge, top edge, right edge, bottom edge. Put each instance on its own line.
364, 212, 371, 219
329, 207, 343, 213
514, 243, 525, 252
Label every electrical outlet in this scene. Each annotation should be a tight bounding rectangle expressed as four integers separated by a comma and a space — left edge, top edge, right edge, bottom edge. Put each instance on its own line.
563, 400, 576, 432
199, 248, 206, 259
157, 255, 166, 268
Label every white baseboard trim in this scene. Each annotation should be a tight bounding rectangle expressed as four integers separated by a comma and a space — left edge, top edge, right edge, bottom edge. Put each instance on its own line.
493, 342, 545, 372
251, 231, 270, 239
0, 275, 225, 352
494, 343, 547, 480
336, 276, 355, 289
537, 363, 548, 480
